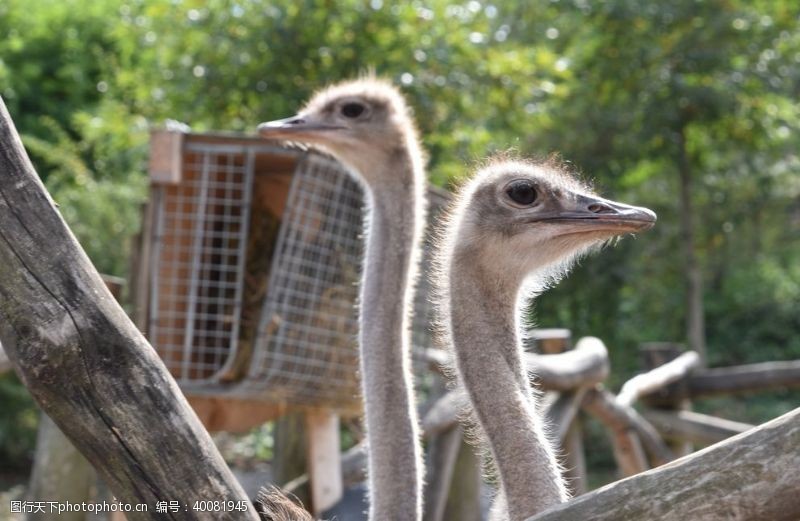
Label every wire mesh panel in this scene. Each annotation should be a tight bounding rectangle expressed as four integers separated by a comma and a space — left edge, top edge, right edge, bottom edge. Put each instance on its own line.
149, 145, 253, 382
244, 153, 365, 407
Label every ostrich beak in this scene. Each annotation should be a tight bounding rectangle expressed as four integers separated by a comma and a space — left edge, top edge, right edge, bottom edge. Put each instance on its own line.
257, 115, 344, 139
541, 193, 657, 235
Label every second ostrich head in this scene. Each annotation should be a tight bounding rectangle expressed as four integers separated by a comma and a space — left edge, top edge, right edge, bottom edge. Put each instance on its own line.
435, 157, 655, 521
442, 158, 655, 294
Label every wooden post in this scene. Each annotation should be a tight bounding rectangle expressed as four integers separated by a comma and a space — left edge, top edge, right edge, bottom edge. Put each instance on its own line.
273, 411, 310, 505
305, 408, 343, 516
0, 97, 257, 520
533, 329, 586, 495
640, 343, 693, 456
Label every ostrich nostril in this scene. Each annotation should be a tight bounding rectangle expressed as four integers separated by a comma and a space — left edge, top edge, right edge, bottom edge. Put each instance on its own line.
587, 203, 616, 214
287, 118, 305, 125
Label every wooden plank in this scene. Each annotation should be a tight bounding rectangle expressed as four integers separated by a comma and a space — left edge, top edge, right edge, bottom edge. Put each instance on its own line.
687, 360, 800, 398
0, 97, 257, 520
617, 351, 700, 407
642, 409, 754, 445
305, 408, 343, 515
187, 395, 283, 433
148, 130, 184, 184
528, 407, 800, 521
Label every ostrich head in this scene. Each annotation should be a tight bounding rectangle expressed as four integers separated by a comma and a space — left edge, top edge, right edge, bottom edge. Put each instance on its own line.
444, 158, 656, 291
257, 77, 422, 181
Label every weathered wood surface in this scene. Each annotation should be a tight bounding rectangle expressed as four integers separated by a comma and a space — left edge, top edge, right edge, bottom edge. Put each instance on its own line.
526, 336, 609, 391
528, 406, 800, 521
643, 409, 754, 445
0, 97, 257, 520
686, 360, 800, 398
617, 350, 700, 407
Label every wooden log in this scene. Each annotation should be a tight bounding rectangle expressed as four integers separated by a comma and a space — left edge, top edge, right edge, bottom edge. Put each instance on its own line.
617, 351, 700, 407
642, 409, 754, 446
686, 360, 800, 398
0, 97, 257, 520
525, 336, 609, 391
527, 406, 800, 521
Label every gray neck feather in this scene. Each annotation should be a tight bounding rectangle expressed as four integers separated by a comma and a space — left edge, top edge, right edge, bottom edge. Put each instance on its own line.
358, 150, 425, 521
445, 255, 568, 521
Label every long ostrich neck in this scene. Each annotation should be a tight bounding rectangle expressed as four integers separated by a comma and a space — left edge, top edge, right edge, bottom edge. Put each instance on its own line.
447, 256, 568, 521
359, 148, 423, 521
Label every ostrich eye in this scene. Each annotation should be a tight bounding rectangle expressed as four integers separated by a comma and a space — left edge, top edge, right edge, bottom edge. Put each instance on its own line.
341, 102, 366, 118
506, 181, 538, 206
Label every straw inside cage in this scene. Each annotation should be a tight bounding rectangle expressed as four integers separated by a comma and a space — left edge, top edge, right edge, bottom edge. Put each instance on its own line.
244, 154, 365, 408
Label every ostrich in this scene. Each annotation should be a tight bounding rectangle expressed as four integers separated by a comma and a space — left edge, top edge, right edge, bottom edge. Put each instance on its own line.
257, 78, 426, 521
433, 158, 655, 521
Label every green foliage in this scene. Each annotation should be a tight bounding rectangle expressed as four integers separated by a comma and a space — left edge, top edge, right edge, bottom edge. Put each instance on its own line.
0, 0, 797, 473
0, 374, 38, 469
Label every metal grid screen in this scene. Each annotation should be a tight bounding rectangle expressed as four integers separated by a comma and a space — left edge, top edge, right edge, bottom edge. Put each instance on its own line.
147, 140, 445, 408
150, 146, 253, 382
244, 154, 364, 406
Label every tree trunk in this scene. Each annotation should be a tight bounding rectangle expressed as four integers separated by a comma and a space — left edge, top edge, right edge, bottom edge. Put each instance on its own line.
0, 97, 257, 520
676, 127, 707, 365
